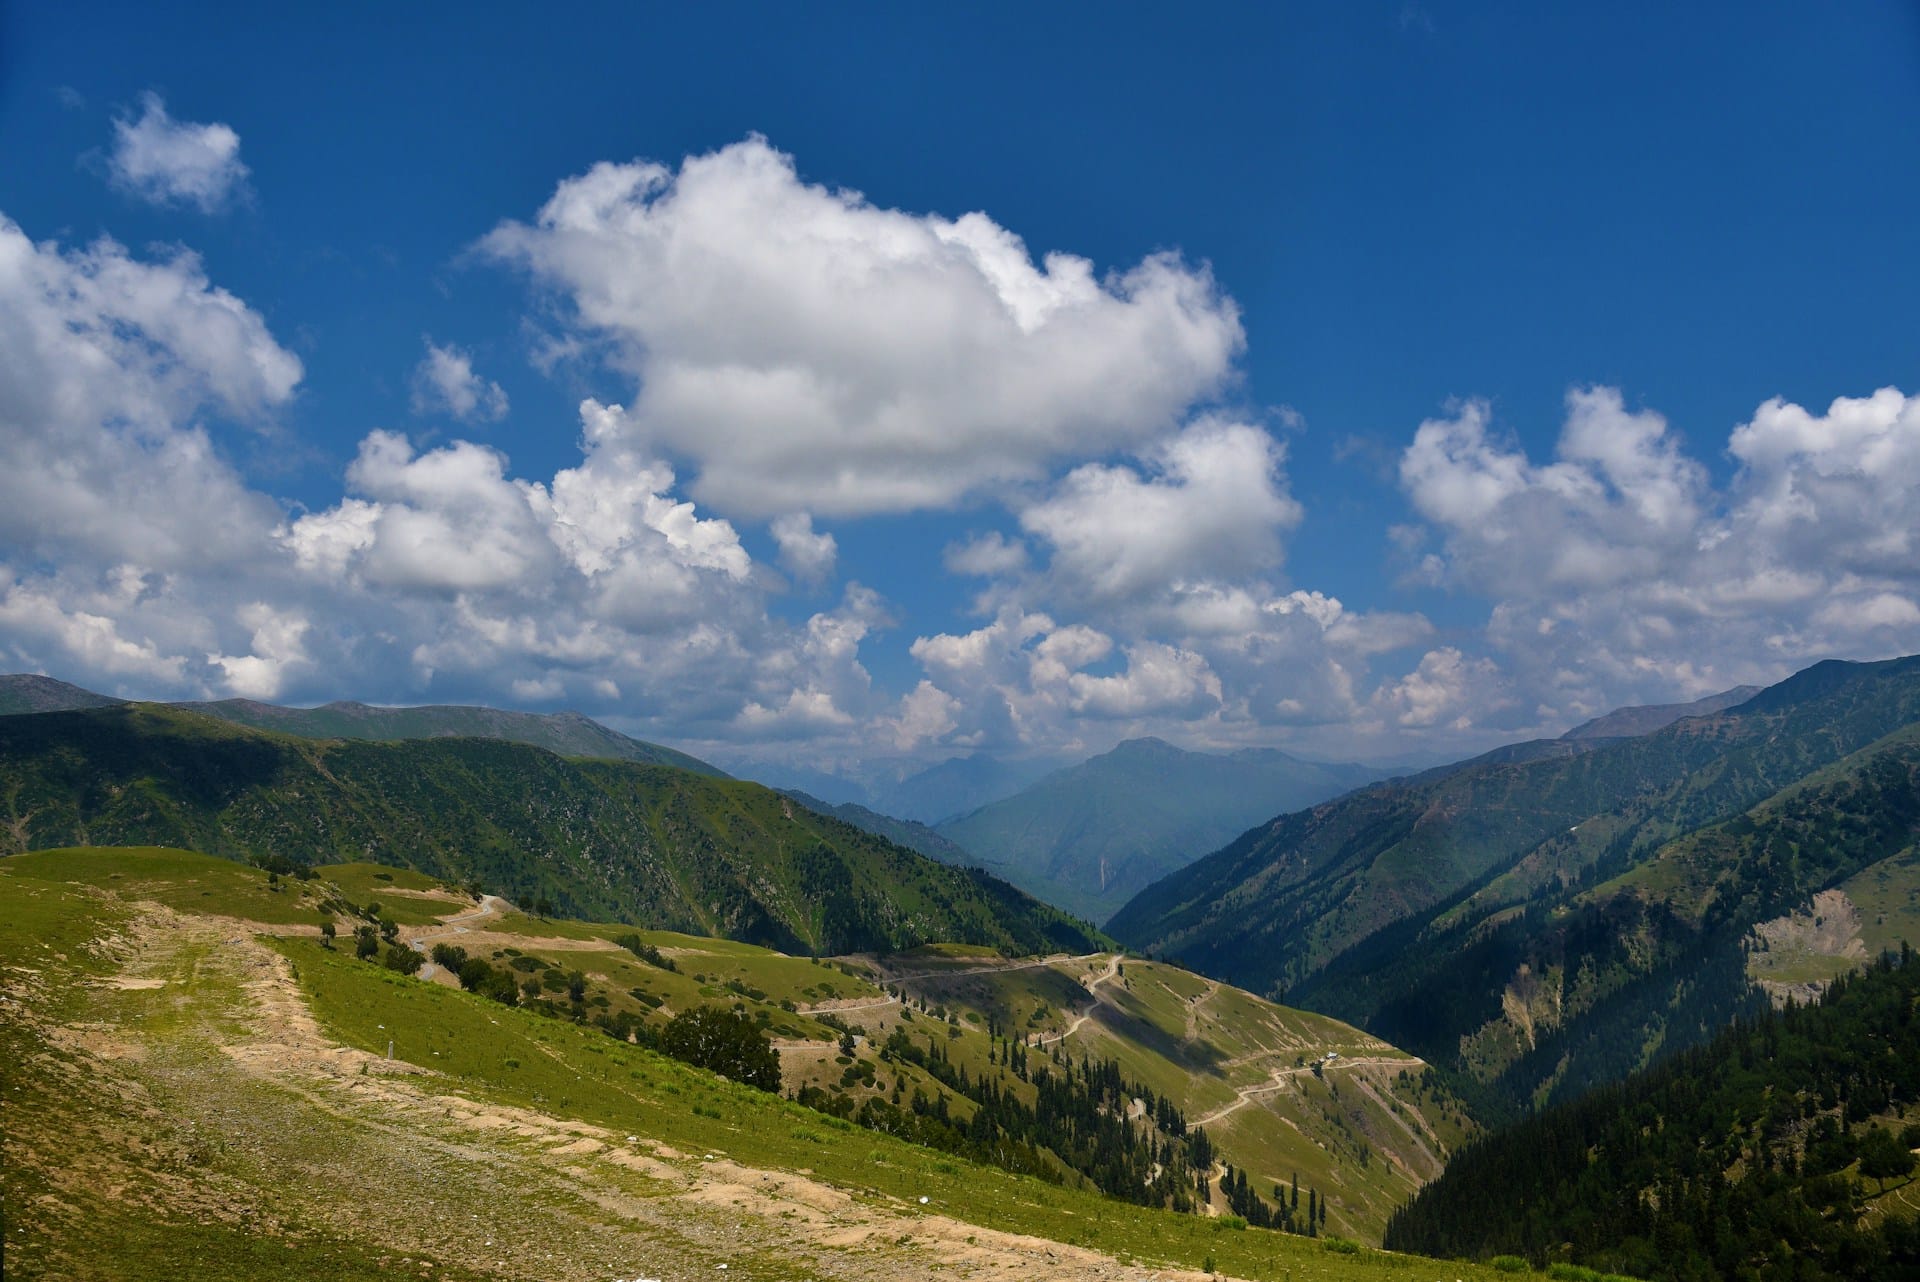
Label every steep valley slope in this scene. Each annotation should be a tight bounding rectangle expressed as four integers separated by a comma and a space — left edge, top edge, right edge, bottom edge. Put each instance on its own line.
1110, 655, 1920, 1113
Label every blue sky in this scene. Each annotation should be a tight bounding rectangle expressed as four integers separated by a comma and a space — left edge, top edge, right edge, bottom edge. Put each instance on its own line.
2, 2, 1917, 781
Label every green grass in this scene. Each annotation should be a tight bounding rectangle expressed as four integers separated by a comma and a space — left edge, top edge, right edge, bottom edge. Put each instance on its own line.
5, 846, 1493, 1279
279, 933, 1503, 1280
313, 860, 470, 924
3, 846, 331, 925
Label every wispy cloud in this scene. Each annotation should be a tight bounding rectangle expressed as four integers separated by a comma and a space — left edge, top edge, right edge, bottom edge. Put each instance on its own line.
106, 93, 250, 213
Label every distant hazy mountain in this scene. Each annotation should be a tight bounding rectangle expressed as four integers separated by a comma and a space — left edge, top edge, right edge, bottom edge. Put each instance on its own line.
779, 790, 990, 869
870, 754, 1051, 825
0, 675, 724, 777
937, 736, 1390, 924
1559, 685, 1762, 740
0, 675, 124, 716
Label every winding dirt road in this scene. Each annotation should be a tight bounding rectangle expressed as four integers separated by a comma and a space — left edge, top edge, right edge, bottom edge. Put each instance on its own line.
407, 894, 511, 980
1191, 1055, 1421, 1128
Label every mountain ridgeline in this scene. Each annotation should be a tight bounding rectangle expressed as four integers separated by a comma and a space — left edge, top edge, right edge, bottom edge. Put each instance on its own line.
0, 673, 727, 775
1110, 656, 1920, 1113
936, 736, 1389, 924
0, 703, 1104, 958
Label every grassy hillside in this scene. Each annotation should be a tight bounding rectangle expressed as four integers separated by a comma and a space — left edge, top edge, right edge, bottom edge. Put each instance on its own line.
1111, 655, 1920, 1111
939, 737, 1386, 924
0, 846, 1513, 1279
0, 704, 1103, 958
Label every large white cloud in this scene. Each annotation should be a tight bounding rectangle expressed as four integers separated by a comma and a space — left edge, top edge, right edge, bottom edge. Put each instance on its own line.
0, 204, 884, 737
890, 411, 1431, 758
482, 136, 1244, 518
1400, 385, 1920, 724
0, 216, 298, 573
107, 93, 250, 213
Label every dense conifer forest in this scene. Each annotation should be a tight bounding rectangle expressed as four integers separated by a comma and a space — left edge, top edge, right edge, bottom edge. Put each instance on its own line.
1385, 949, 1920, 1280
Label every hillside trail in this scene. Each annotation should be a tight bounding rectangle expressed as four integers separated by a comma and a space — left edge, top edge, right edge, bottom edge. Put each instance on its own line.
407, 893, 510, 979
1190, 1055, 1420, 1128
775, 953, 1114, 1020
878, 950, 1101, 984
1184, 978, 1221, 1044
44, 904, 1223, 1282
1033, 953, 1124, 1046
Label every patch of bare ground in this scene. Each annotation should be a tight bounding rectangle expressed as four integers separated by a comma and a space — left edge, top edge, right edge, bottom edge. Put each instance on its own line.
16, 904, 1217, 1281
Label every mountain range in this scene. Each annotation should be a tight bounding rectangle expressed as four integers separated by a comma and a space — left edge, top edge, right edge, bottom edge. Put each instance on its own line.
1109, 656, 1920, 1114
0, 673, 725, 774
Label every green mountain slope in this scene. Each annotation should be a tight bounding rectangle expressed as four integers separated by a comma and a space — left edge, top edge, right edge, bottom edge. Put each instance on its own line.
1110, 655, 1920, 1110
1385, 950, 1920, 1281
0, 704, 1102, 958
1, 847, 1496, 1274
938, 737, 1388, 924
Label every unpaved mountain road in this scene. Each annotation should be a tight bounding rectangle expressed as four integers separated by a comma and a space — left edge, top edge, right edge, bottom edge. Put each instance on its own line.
1191, 1056, 1423, 1128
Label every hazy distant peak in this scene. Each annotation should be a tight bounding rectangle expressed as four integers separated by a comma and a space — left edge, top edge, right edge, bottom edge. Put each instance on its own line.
1560, 686, 1764, 741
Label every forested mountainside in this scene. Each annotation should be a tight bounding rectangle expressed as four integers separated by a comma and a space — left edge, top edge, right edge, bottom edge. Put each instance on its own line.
0, 704, 1102, 957
1386, 950, 1920, 1281
1110, 655, 1920, 1112
178, 696, 726, 776
938, 736, 1387, 924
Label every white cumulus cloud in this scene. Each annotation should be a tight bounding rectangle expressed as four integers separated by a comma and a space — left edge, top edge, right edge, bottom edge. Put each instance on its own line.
482, 136, 1243, 518
1021, 417, 1302, 606
1400, 385, 1920, 726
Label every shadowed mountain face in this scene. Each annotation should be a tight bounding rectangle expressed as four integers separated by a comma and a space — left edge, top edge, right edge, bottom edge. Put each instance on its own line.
0, 703, 1105, 959
0, 674, 725, 777
937, 736, 1390, 924
1109, 655, 1920, 1113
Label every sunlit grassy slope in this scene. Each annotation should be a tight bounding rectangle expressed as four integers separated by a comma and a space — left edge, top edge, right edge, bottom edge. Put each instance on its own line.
1, 845, 1506, 1281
